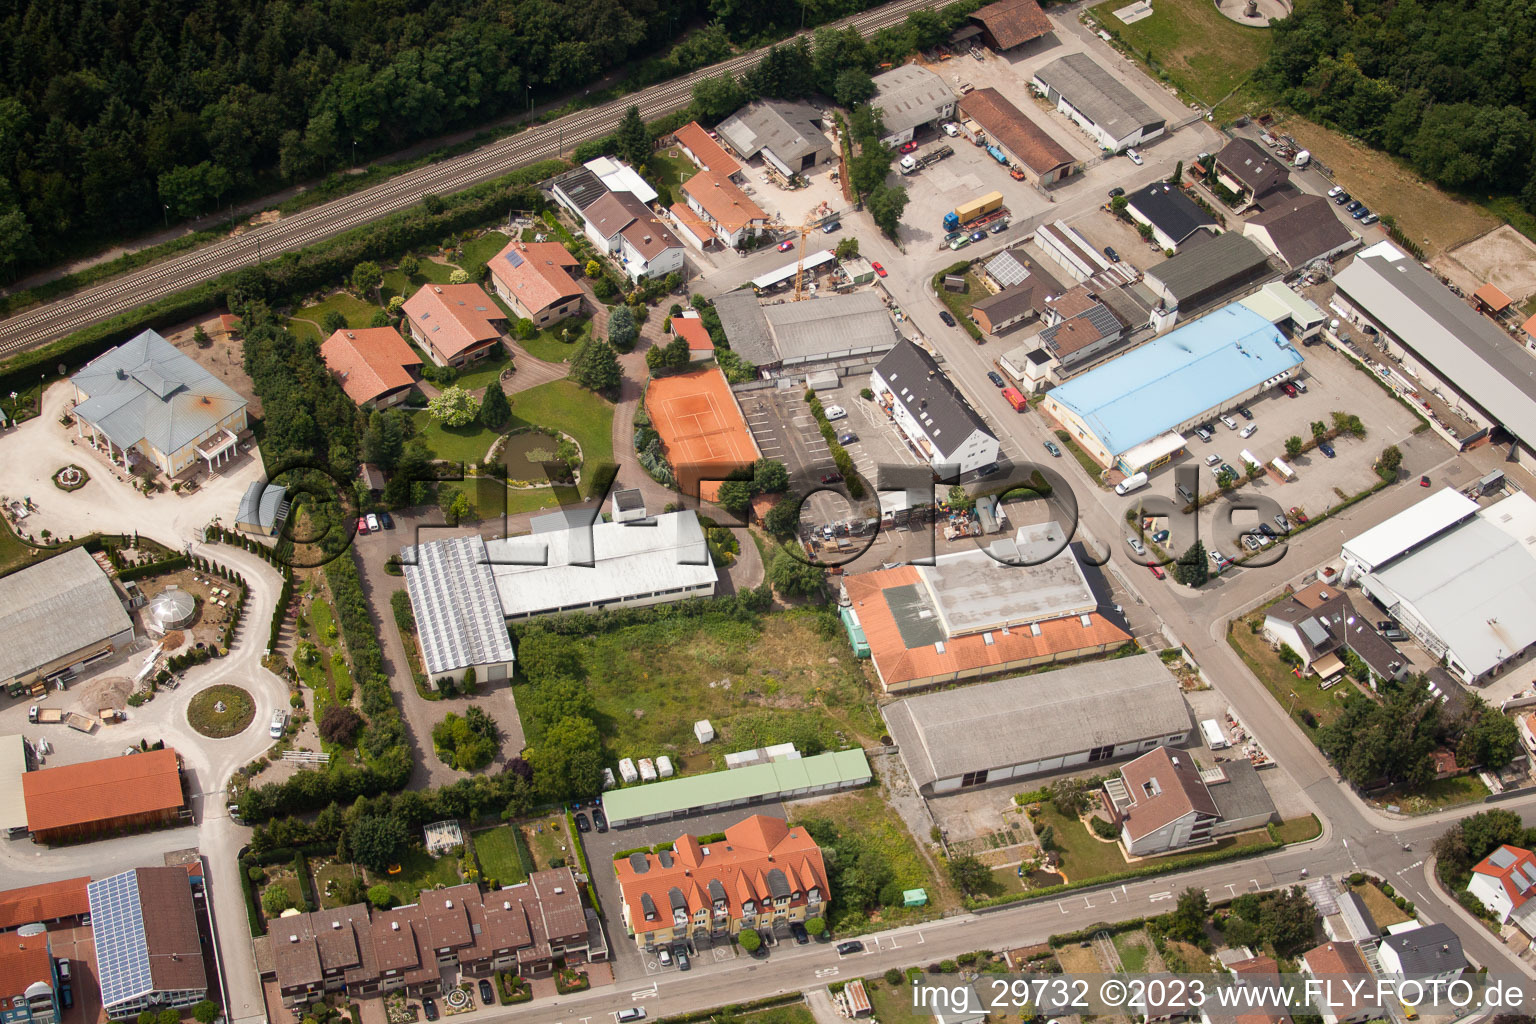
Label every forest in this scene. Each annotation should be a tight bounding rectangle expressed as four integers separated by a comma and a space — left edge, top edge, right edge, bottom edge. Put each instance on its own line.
0, 0, 892, 277
1261, 0, 1536, 210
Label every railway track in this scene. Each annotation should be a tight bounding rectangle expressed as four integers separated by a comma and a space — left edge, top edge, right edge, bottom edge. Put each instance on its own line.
0, 0, 941, 358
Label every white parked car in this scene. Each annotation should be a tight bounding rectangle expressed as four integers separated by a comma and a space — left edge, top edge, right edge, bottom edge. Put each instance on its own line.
1205, 453, 1222, 466
1125, 148, 1143, 165
823, 404, 848, 421
1220, 414, 1238, 430
1240, 424, 1257, 439
943, 122, 960, 137
366, 513, 380, 533
1328, 185, 1345, 198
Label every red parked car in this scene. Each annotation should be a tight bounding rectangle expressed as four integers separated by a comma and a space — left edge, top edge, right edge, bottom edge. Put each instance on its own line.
871, 262, 887, 277
1148, 564, 1166, 580
899, 141, 919, 153
356, 517, 369, 535
777, 239, 795, 252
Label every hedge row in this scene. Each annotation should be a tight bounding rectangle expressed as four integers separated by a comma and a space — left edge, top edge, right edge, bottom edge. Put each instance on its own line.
117, 554, 189, 582
656, 995, 806, 1024
969, 836, 1282, 910
1048, 918, 1149, 947
804, 392, 866, 499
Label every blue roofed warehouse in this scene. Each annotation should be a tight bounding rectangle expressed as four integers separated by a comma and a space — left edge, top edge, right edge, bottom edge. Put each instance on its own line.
1038, 302, 1304, 476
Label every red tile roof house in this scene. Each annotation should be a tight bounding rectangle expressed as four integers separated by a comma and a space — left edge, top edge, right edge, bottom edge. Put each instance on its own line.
1105, 746, 1219, 856
0, 877, 91, 933
488, 240, 586, 328
1299, 942, 1373, 1024
1468, 844, 1536, 939
670, 311, 715, 361
320, 327, 422, 409
673, 121, 743, 180
681, 170, 769, 249
614, 815, 828, 952
401, 283, 508, 368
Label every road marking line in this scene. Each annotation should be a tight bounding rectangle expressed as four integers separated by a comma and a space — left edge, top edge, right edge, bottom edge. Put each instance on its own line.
1058, 901, 1071, 914
816, 968, 840, 978
1149, 891, 1173, 902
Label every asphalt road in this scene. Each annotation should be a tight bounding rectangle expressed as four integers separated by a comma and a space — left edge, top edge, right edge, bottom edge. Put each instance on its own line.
0, 0, 948, 359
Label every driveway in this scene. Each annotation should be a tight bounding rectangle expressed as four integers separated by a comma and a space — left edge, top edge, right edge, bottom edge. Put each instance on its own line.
350, 511, 526, 788
2, 382, 264, 548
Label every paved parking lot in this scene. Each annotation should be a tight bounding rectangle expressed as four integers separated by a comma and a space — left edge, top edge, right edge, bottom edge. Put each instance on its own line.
1109, 339, 1426, 564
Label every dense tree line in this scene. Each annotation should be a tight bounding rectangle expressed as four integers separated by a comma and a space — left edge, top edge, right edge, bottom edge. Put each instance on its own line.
1262, 0, 1536, 208
0, 0, 961, 278
1435, 809, 1536, 891
1314, 676, 1520, 791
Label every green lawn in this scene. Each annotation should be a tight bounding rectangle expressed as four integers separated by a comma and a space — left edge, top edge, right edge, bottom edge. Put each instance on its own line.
459, 231, 511, 279
1379, 774, 1491, 815
522, 818, 572, 870
792, 785, 947, 930
472, 826, 531, 885
526, 609, 881, 766
316, 860, 364, 909
866, 978, 933, 1024
741, 1007, 815, 1024
381, 259, 457, 304
288, 292, 381, 342
1034, 804, 1273, 885
0, 518, 38, 578
507, 379, 613, 486
1034, 805, 1130, 882
453, 350, 514, 394
651, 149, 701, 189
1227, 617, 1347, 734
1272, 814, 1321, 845
369, 847, 462, 904
1089, 0, 1272, 111
410, 412, 503, 463
1114, 930, 1154, 973
515, 317, 592, 364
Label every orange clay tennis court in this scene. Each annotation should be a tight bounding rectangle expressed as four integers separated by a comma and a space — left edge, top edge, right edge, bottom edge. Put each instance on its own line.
647, 367, 760, 501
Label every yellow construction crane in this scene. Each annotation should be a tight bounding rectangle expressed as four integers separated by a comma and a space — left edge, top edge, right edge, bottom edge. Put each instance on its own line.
761, 202, 834, 301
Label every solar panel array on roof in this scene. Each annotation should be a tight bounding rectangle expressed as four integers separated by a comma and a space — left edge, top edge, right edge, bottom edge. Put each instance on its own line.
505, 249, 525, 268
89, 871, 154, 1008
1517, 862, 1536, 892
986, 249, 1033, 289
1491, 847, 1518, 868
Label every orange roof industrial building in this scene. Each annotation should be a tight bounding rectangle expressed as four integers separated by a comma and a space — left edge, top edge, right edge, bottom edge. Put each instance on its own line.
21, 749, 186, 844
838, 522, 1129, 692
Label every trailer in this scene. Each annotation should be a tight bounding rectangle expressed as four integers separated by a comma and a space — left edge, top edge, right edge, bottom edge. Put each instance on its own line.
66, 713, 95, 733
944, 190, 1004, 231
99, 708, 125, 724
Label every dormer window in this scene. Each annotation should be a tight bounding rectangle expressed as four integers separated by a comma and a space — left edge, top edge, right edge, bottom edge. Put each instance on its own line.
743, 900, 755, 914
808, 888, 821, 903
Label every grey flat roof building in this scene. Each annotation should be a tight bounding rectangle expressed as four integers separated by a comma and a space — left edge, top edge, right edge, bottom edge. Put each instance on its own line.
550, 166, 610, 212
871, 65, 956, 138
400, 535, 517, 679
882, 654, 1192, 793
1333, 241, 1536, 448
712, 291, 898, 369
1145, 232, 1272, 310
0, 546, 133, 688
1032, 53, 1165, 146
713, 290, 778, 367
718, 101, 834, 175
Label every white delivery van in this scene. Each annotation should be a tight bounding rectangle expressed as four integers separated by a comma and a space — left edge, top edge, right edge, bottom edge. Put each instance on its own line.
1200, 718, 1231, 749
1115, 471, 1150, 496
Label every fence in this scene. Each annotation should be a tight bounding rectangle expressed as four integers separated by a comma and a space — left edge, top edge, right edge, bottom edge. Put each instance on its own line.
281, 750, 330, 765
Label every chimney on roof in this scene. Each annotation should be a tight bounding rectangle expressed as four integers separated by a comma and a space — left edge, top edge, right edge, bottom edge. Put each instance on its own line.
434, 287, 442, 293
503, 902, 511, 910
289, 935, 299, 943
392, 922, 400, 931
346, 332, 355, 339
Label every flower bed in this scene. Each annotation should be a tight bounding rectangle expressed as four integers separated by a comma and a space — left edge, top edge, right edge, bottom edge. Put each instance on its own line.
52, 464, 89, 491
555, 968, 589, 995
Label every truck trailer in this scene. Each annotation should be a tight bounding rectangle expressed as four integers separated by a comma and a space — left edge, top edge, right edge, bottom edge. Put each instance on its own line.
944, 191, 1004, 231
